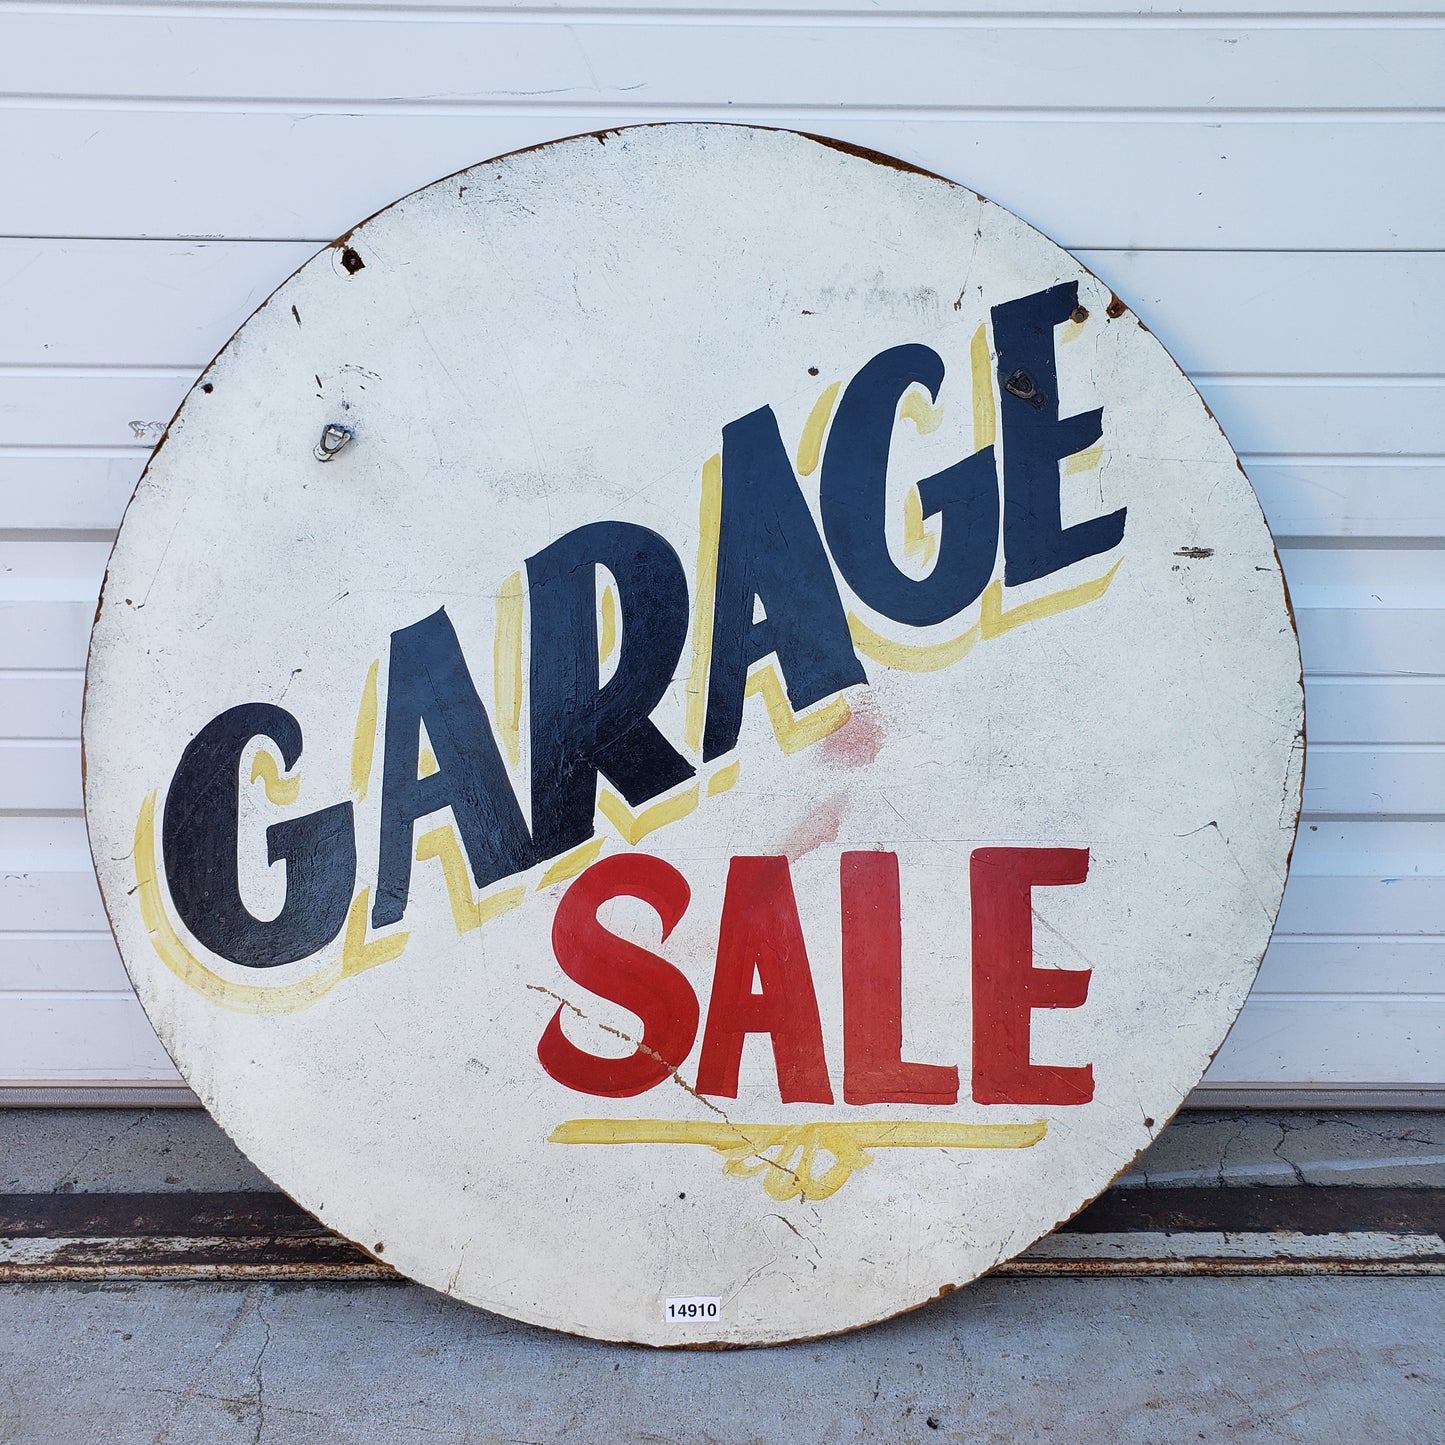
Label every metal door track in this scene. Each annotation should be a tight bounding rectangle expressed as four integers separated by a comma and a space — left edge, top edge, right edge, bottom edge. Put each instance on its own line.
1, 1187, 1440, 1282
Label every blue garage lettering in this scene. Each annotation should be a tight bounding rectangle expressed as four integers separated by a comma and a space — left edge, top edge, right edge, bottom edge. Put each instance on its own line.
159, 285, 1125, 964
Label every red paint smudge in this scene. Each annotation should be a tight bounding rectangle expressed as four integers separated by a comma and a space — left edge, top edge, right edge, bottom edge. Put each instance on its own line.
781, 794, 848, 862
820, 702, 885, 769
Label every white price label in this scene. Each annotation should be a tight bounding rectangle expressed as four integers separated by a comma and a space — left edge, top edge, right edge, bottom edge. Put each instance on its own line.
665, 1296, 721, 1323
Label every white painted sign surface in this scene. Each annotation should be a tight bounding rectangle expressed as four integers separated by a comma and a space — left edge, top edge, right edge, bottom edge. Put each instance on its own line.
83, 125, 1302, 1345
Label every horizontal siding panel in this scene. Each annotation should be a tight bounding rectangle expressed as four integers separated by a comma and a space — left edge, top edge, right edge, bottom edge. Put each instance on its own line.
1271, 820, 1445, 939
1204, 996, 1445, 1087
0, 239, 314, 369
0, 934, 128, 993
0, 867, 108, 932
0, 375, 191, 450
0, 537, 114, 583
8, 241, 1442, 379
6, 373, 1437, 457
1277, 872, 1445, 930
1276, 542, 1445, 593
0, 602, 96, 670
1278, 881, 1445, 938
7, 17, 1439, 111
1298, 610, 1445, 678
0, 674, 85, 740
1305, 681, 1445, 746
4, 112, 1438, 249
0, 742, 83, 812
1254, 938, 1445, 997
1202, 381, 1445, 459
0, 816, 106, 935
1249, 463, 1445, 541
0, 455, 149, 532
1301, 747, 1445, 818
0, 994, 178, 1083
1090, 251, 1445, 380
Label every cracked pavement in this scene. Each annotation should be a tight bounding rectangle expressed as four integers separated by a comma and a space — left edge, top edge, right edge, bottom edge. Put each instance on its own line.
0, 1276, 1440, 1444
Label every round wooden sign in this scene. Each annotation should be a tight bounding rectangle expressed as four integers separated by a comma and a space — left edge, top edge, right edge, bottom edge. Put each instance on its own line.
84, 125, 1302, 1345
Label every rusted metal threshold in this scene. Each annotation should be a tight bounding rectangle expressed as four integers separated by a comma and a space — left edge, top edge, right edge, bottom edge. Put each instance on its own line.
0, 1192, 393, 1282
1006, 1187, 1445, 1275
1, 1188, 1441, 1282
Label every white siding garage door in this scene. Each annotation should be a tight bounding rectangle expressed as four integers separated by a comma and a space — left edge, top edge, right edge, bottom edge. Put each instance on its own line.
2, 0, 1442, 1100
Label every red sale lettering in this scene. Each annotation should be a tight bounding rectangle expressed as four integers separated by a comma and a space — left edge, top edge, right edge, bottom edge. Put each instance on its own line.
840, 850, 959, 1107
537, 852, 697, 1099
695, 856, 834, 1105
537, 850, 1093, 1108
970, 847, 1095, 1107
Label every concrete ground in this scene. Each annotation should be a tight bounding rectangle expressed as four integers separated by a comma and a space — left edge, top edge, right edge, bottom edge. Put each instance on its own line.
1, 1110, 1442, 1443
2, 1275, 1442, 1444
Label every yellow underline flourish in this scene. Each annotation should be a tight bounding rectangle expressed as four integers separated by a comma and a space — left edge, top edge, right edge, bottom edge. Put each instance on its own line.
549, 1118, 1048, 1202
